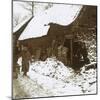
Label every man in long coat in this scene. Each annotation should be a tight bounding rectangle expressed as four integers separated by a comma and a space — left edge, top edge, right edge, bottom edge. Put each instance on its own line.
21, 45, 31, 76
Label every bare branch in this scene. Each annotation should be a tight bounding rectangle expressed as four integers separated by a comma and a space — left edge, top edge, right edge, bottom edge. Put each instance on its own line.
13, 14, 21, 27
45, 3, 53, 10
19, 2, 34, 17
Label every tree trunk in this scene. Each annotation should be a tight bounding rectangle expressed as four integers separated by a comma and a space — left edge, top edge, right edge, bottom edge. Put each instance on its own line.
32, 2, 34, 17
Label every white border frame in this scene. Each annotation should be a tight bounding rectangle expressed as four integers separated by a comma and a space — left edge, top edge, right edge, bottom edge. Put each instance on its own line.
0, 0, 99, 100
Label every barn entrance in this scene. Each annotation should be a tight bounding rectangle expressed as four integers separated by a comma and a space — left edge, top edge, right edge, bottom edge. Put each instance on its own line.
63, 35, 73, 66
63, 34, 90, 70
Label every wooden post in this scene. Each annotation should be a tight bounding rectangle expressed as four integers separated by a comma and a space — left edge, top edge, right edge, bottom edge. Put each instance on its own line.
70, 39, 73, 65
64, 35, 73, 66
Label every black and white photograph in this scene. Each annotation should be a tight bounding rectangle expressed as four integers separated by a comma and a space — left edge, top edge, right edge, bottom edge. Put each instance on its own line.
12, 0, 97, 99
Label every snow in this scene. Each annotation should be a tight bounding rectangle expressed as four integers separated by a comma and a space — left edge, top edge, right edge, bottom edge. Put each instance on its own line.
29, 58, 73, 81
13, 17, 31, 33
14, 57, 97, 99
19, 4, 82, 40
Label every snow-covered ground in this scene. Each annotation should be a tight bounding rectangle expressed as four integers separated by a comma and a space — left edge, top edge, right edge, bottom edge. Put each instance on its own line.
13, 57, 97, 99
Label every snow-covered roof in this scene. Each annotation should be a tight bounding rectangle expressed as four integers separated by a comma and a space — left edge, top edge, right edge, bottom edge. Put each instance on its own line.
19, 4, 83, 40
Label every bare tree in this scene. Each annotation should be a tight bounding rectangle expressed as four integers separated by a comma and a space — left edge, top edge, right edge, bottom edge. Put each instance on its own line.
13, 14, 21, 28
45, 3, 53, 10
20, 1, 34, 17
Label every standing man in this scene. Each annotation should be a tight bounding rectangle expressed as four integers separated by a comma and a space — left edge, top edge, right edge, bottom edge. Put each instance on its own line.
13, 40, 21, 78
57, 44, 68, 66
21, 45, 31, 76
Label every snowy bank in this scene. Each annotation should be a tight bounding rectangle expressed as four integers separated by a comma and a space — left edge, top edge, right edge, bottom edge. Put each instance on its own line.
14, 57, 97, 99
